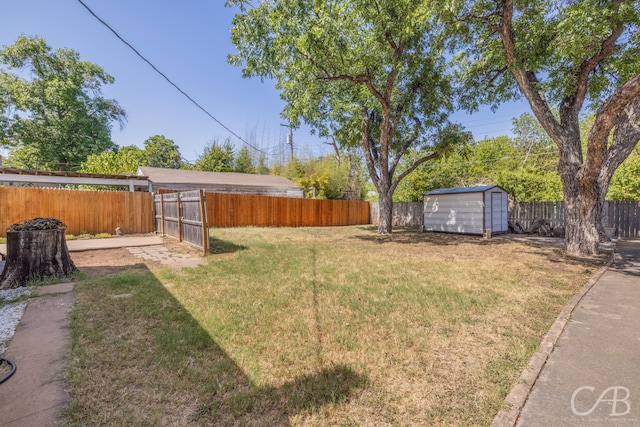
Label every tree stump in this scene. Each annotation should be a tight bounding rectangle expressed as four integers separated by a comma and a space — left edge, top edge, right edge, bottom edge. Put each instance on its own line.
0, 219, 76, 290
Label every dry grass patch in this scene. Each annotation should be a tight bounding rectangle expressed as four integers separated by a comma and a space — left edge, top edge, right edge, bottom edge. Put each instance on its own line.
64, 226, 606, 426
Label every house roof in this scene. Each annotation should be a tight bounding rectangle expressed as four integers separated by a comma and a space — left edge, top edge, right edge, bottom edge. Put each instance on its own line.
425, 185, 504, 195
137, 166, 300, 189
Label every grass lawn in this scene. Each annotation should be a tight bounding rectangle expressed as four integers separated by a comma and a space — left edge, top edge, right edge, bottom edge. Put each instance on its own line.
64, 226, 606, 426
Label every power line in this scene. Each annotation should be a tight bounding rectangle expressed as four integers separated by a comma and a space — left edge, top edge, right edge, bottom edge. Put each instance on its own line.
77, 0, 525, 156
76, 0, 267, 156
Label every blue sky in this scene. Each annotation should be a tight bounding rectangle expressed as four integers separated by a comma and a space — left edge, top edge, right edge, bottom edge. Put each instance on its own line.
1, 0, 531, 165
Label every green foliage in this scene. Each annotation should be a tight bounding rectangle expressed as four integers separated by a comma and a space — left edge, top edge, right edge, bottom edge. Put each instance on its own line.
608, 147, 640, 200
395, 113, 565, 202
234, 146, 256, 173
80, 145, 144, 175
255, 153, 270, 175
229, 1, 468, 229
394, 108, 640, 204
143, 135, 183, 169
195, 139, 235, 172
2, 145, 43, 170
295, 156, 348, 199
79, 134, 184, 176
272, 152, 368, 200
0, 36, 125, 171
455, 0, 640, 111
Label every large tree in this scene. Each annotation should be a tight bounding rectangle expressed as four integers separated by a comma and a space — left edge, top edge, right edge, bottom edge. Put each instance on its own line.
228, 0, 470, 233
234, 146, 256, 173
195, 139, 236, 172
80, 145, 145, 176
0, 36, 125, 171
457, 0, 640, 256
142, 135, 183, 169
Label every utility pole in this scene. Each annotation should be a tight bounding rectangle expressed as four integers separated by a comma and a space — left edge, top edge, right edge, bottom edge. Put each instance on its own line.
280, 123, 294, 161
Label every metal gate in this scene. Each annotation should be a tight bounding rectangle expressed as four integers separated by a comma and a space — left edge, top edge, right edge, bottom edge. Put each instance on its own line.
154, 189, 209, 255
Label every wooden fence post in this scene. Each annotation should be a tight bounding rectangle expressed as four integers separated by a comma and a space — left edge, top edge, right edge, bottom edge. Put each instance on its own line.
160, 193, 165, 236
199, 189, 209, 255
177, 194, 183, 242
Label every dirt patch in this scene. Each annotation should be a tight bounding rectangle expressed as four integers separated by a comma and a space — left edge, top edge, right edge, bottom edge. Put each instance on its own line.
70, 239, 204, 276
71, 248, 147, 277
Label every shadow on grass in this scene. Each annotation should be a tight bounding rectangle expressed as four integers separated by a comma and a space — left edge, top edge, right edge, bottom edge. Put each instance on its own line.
208, 236, 247, 255
352, 226, 515, 247
353, 227, 612, 270
67, 263, 365, 425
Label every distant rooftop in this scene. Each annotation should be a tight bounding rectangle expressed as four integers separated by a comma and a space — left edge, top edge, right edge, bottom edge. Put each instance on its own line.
138, 166, 300, 188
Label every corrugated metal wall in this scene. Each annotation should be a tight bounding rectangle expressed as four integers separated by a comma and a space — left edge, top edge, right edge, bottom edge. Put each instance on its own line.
423, 193, 486, 234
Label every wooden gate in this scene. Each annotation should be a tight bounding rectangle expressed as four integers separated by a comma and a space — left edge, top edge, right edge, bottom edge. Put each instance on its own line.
154, 190, 209, 254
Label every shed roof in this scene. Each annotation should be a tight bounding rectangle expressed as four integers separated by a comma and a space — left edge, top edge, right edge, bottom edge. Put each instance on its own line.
0, 167, 149, 190
0, 167, 146, 181
137, 166, 300, 189
425, 185, 504, 195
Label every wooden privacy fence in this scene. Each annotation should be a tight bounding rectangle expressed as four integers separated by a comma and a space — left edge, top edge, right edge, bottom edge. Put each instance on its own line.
508, 201, 566, 229
206, 192, 370, 228
155, 190, 209, 254
509, 201, 640, 238
0, 186, 154, 237
603, 201, 640, 238
369, 202, 423, 227
0, 186, 369, 242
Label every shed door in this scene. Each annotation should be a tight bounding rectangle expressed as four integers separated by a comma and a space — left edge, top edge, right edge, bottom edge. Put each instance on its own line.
491, 192, 504, 231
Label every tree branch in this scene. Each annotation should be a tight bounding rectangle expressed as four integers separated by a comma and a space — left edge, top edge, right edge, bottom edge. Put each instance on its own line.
589, 74, 640, 153
454, 11, 501, 32
485, 66, 508, 86
499, 0, 563, 143
454, 11, 501, 23
324, 137, 341, 164
571, 2, 624, 116
389, 135, 419, 176
360, 110, 380, 185
599, 96, 640, 190
393, 152, 440, 190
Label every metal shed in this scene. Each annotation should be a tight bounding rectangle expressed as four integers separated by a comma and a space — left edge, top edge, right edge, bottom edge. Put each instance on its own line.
423, 185, 509, 235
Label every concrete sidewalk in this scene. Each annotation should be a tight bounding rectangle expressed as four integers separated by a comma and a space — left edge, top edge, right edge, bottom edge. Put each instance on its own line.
0, 283, 74, 427
0, 235, 163, 255
494, 240, 640, 426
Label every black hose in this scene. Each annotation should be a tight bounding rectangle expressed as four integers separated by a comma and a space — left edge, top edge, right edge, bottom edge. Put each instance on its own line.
0, 357, 16, 384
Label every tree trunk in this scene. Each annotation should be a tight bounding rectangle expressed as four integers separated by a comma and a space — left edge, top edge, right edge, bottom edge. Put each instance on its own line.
562, 185, 601, 257
377, 190, 393, 234
0, 229, 77, 289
